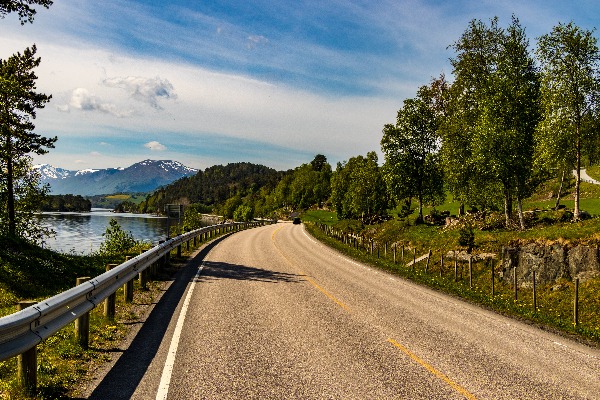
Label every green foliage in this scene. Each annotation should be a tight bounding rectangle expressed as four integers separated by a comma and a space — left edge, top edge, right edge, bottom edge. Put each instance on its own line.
457, 225, 475, 252
536, 22, 600, 217
0, 235, 104, 310
331, 152, 389, 223
0, 44, 56, 237
98, 219, 138, 256
381, 85, 445, 223
40, 194, 91, 212
233, 204, 254, 222
0, 0, 53, 24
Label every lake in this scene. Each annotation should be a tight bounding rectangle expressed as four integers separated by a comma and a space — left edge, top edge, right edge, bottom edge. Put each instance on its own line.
36, 208, 168, 254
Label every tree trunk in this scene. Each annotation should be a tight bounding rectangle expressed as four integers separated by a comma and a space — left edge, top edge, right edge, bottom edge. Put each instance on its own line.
459, 202, 465, 217
5, 134, 15, 237
503, 186, 512, 228
574, 125, 581, 220
417, 194, 424, 224
517, 196, 525, 230
554, 169, 566, 211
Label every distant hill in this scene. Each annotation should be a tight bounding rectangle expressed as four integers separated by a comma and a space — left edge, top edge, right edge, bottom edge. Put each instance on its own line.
34, 160, 198, 196
136, 162, 284, 214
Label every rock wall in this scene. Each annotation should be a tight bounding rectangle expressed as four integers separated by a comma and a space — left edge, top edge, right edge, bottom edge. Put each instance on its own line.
501, 243, 600, 286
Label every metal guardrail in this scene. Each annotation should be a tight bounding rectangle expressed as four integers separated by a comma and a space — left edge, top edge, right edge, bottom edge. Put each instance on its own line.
0, 221, 264, 362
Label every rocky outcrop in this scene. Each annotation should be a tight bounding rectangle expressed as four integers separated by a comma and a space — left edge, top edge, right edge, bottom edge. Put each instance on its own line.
501, 243, 600, 286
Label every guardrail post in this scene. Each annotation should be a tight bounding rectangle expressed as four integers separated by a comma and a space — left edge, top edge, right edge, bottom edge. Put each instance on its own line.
177, 243, 182, 258
17, 301, 37, 396
75, 277, 91, 349
105, 264, 118, 320
124, 256, 134, 303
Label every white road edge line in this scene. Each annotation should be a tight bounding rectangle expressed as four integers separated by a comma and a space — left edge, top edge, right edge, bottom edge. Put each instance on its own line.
155, 265, 204, 400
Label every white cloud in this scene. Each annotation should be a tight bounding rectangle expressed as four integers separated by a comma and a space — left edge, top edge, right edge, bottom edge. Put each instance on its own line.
66, 88, 134, 117
144, 141, 167, 151
103, 76, 177, 109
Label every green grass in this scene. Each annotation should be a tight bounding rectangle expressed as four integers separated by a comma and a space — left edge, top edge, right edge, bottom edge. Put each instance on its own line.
300, 210, 338, 225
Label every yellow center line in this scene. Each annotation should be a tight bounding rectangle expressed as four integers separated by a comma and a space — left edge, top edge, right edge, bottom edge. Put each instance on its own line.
387, 338, 478, 400
271, 224, 350, 312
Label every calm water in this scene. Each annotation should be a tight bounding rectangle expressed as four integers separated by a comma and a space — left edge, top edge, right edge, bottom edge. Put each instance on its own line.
36, 208, 168, 254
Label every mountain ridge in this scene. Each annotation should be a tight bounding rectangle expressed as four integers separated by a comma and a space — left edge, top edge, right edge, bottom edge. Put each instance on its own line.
34, 159, 198, 196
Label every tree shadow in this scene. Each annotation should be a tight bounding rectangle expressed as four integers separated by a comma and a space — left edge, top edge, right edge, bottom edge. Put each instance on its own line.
198, 261, 302, 283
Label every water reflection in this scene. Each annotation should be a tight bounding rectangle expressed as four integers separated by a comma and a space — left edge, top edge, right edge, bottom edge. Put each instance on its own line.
36, 208, 168, 254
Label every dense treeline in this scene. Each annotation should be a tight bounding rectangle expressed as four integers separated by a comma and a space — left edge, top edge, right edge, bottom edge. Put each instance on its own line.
118, 16, 600, 231
40, 194, 91, 212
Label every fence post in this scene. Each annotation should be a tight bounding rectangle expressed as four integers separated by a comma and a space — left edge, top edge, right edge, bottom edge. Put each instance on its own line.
384, 242, 387, 258
491, 260, 495, 297
393, 245, 397, 264
17, 301, 37, 396
514, 265, 518, 301
412, 248, 416, 271
105, 263, 118, 320
124, 256, 134, 303
75, 277, 91, 349
440, 254, 444, 277
469, 255, 473, 288
533, 270, 537, 313
425, 249, 431, 272
574, 278, 579, 327
454, 251, 458, 281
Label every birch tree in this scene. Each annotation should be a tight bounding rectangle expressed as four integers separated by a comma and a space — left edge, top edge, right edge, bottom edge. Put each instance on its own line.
536, 22, 600, 220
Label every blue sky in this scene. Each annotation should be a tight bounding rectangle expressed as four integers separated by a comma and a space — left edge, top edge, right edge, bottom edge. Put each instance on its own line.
1, 0, 599, 171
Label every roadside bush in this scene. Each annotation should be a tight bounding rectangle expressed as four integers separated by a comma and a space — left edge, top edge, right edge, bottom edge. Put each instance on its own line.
98, 219, 138, 256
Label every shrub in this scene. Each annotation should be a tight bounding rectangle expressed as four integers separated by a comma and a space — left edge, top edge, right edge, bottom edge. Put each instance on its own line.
98, 219, 138, 255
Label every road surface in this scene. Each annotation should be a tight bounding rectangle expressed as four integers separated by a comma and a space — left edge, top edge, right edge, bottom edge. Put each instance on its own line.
89, 222, 600, 399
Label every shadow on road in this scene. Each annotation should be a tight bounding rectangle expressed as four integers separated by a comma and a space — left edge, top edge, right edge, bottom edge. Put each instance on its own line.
87, 236, 229, 400
199, 260, 302, 283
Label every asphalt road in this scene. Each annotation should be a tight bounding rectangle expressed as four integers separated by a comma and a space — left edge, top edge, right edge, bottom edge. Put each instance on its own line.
90, 222, 600, 399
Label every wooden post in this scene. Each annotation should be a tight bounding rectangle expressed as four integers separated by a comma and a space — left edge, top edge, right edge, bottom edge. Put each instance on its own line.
75, 277, 91, 349
18, 301, 37, 396
384, 243, 387, 258
533, 270, 537, 313
454, 251, 458, 281
412, 248, 416, 271
401, 245, 405, 262
124, 256, 134, 303
105, 264, 117, 320
393, 245, 397, 264
514, 266, 518, 301
574, 278, 579, 327
186, 239, 190, 251
440, 254, 444, 277
469, 255, 473, 288
177, 243, 182, 258
491, 260, 495, 297
425, 249, 432, 272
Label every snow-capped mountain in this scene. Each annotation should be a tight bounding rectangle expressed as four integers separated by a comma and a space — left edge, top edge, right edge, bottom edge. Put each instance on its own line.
34, 159, 198, 196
